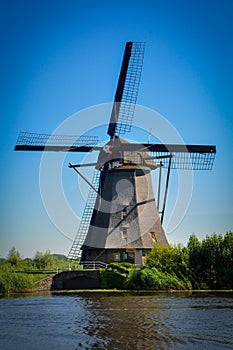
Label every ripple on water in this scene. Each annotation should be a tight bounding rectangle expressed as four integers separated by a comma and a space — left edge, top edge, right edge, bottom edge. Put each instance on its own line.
0, 292, 232, 350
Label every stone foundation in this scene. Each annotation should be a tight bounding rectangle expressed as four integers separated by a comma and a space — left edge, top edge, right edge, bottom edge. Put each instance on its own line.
51, 270, 101, 290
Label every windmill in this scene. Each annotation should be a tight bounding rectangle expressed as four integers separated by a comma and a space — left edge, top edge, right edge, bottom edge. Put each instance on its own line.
14, 42, 216, 267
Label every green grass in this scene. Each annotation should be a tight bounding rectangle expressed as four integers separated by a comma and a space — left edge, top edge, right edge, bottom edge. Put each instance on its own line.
0, 271, 55, 294
0, 272, 34, 294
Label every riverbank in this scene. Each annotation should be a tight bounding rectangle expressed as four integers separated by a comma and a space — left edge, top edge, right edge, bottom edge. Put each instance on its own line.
1, 288, 233, 299
51, 289, 233, 294
1, 266, 233, 295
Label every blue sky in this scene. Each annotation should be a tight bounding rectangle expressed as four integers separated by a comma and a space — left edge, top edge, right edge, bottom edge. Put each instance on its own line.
0, 0, 232, 258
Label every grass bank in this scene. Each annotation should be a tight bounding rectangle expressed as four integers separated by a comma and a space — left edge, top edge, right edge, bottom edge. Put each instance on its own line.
0, 271, 54, 294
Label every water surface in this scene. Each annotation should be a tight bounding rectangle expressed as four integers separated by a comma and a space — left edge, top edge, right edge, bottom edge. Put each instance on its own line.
0, 291, 232, 350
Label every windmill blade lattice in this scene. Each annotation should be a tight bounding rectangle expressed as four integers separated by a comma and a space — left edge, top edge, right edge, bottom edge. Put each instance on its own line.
108, 42, 145, 138
14, 132, 99, 152
68, 170, 100, 259
152, 150, 216, 170
146, 143, 216, 170
115, 42, 145, 135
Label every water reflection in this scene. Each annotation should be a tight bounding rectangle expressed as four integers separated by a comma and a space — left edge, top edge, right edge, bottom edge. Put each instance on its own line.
69, 292, 233, 350
74, 294, 173, 349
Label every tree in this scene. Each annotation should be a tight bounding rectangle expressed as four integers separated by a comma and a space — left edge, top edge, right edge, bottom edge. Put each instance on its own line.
34, 250, 54, 270
186, 234, 204, 288
145, 243, 189, 282
187, 232, 233, 289
219, 231, 233, 289
7, 247, 21, 266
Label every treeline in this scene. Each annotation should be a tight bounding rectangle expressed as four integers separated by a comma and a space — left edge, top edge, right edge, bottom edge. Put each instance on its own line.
101, 231, 233, 290
0, 247, 79, 271
0, 248, 80, 293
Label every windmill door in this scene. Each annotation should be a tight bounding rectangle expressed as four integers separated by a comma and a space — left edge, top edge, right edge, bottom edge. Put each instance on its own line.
124, 249, 135, 264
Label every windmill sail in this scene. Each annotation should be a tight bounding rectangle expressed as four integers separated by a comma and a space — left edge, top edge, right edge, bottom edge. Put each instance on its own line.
107, 42, 145, 138
14, 132, 100, 152
150, 149, 216, 170
68, 170, 100, 259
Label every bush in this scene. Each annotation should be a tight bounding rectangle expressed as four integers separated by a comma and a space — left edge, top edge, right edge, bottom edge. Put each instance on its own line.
100, 269, 126, 289
125, 268, 189, 290
100, 262, 134, 289
0, 272, 35, 294
109, 262, 134, 274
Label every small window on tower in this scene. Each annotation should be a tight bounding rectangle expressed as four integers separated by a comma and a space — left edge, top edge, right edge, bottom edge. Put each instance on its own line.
151, 232, 157, 242
121, 208, 127, 219
121, 227, 128, 239
114, 252, 120, 261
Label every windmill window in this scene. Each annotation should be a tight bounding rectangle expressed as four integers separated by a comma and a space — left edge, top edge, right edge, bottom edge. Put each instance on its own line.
121, 208, 127, 219
121, 227, 128, 239
151, 232, 157, 242
114, 253, 120, 261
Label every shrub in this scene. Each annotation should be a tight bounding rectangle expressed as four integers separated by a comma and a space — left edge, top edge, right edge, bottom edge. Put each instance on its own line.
100, 262, 134, 289
100, 269, 126, 289
125, 267, 188, 290
0, 272, 34, 294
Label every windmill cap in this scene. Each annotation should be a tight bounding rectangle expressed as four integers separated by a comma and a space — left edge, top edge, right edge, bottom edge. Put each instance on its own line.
96, 137, 157, 170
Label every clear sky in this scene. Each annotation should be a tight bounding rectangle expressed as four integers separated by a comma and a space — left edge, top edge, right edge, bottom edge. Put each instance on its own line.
0, 0, 232, 258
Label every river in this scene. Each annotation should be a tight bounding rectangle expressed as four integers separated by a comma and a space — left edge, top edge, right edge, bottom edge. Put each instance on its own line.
0, 291, 232, 350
